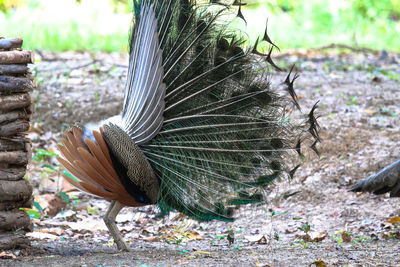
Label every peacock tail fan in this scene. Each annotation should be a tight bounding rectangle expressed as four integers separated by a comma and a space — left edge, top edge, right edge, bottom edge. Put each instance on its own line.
129, 0, 320, 222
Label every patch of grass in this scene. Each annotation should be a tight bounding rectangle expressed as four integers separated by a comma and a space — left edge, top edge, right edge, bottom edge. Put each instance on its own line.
0, 0, 130, 52
240, 0, 400, 52
292, 239, 310, 249
1, 0, 399, 52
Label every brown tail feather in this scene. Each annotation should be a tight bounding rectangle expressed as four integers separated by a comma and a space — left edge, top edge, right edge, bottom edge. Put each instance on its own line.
57, 144, 76, 165
60, 137, 83, 162
80, 181, 115, 199
84, 138, 120, 182
58, 127, 144, 207
66, 131, 81, 150
72, 127, 86, 147
61, 173, 87, 191
76, 147, 119, 190
58, 157, 97, 185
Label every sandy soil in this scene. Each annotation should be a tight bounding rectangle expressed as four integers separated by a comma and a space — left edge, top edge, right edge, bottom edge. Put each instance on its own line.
2, 50, 400, 266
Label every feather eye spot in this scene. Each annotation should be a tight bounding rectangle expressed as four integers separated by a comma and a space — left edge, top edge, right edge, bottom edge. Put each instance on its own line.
270, 160, 281, 171
214, 56, 226, 67
217, 38, 230, 51
271, 138, 284, 149
229, 46, 244, 58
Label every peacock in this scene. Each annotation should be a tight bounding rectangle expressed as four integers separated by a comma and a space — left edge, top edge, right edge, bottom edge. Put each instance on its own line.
352, 160, 400, 197
57, 0, 320, 251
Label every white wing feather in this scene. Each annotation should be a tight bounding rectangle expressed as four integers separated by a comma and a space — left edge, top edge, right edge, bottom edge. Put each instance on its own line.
121, 3, 165, 145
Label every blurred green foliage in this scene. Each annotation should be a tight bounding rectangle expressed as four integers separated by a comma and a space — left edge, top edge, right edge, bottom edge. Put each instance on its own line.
249, 0, 400, 51
0, 0, 399, 52
0, 0, 25, 13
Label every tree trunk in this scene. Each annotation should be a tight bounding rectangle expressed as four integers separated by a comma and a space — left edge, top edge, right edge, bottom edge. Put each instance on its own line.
0, 38, 23, 50
0, 51, 34, 64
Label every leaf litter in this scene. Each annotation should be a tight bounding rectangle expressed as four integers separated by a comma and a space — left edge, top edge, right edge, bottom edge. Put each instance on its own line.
2, 49, 400, 266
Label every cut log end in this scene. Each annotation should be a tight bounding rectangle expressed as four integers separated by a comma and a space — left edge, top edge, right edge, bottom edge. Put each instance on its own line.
0, 120, 30, 137
0, 197, 33, 211
0, 64, 29, 75
0, 210, 32, 231
0, 150, 28, 165
0, 232, 30, 250
0, 38, 23, 50
0, 93, 31, 111
0, 50, 34, 64
0, 76, 35, 93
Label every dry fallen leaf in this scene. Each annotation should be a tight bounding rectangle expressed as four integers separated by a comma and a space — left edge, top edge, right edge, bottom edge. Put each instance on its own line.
341, 232, 352, 243
362, 109, 377, 115
310, 232, 328, 242
387, 216, 400, 225
246, 234, 270, 245
312, 260, 327, 267
295, 232, 327, 243
245, 234, 265, 242
172, 213, 185, 221
27, 231, 60, 240
0, 251, 16, 259
193, 251, 216, 255
142, 236, 160, 242
68, 219, 107, 232
44, 194, 67, 217
186, 231, 205, 241
372, 76, 382, 83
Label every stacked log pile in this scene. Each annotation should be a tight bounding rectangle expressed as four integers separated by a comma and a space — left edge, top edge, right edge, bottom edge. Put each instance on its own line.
0, 37, 34, 250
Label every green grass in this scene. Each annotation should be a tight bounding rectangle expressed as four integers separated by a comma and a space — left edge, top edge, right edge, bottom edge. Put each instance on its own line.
0, 0, 130, 52
237, 0, 400, 52
1, 0, 399, 52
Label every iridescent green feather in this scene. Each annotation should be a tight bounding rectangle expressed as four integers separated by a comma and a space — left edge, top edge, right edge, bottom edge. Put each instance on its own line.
125, 0, 319, 221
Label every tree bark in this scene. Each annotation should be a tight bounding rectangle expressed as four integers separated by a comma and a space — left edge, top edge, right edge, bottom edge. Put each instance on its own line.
0, 120, 30, 137
0, 110, 29, 124
0, 211, 32, 231
0, 50, 34, 64
0, 139, 26, 151
0, 197, 33, 211
0, 93, 31, 111
0, 232, 30, 250
0, 151, 27, 165
0, 38, 23, 50
0, 76, 34, 93
0, 64, 29, 75
0, 167, 26, 181
0, 180, 32, 202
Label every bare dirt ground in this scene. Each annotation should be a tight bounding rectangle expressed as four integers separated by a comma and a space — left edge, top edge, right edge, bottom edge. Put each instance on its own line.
1, 49, 400, 266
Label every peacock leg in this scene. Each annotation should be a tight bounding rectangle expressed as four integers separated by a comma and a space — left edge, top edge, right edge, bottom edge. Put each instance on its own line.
103, 200, 129, 251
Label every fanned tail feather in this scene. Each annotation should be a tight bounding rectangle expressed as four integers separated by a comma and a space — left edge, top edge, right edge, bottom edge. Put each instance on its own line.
58, 0, 321, 223
131, 0, 320, 221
